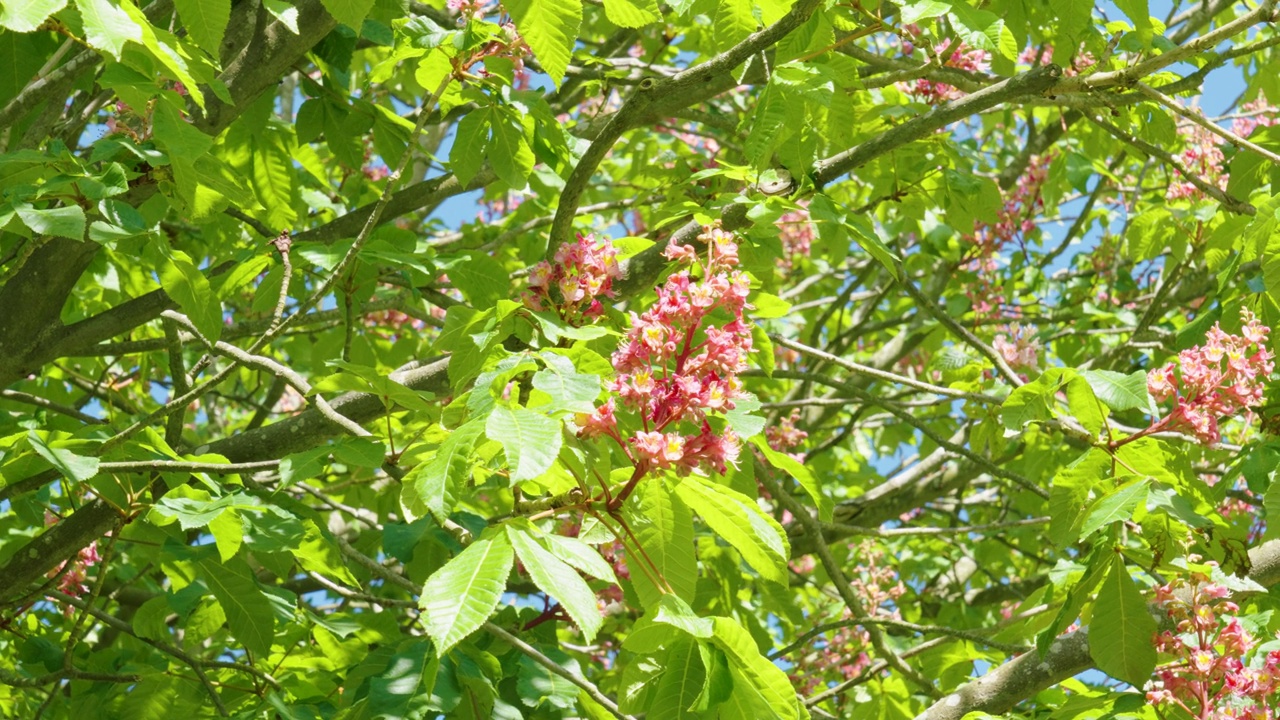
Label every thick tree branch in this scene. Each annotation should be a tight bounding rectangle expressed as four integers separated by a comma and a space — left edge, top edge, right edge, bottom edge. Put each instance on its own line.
915, 539, 1280, 720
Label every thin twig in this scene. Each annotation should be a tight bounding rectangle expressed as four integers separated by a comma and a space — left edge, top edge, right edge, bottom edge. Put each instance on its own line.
757, 458, 941, 699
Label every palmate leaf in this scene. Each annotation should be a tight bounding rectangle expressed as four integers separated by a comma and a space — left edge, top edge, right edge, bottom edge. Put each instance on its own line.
505, 0, 580, 87
198, 558, 276, 659
0, 0, 66, 32
601, 0, 661, 27
533, 352, 602, 413
1048, 447, 1110, 547
319, 0, 375, 29
507, 523, 603, 642
159, 247, 223, 343
249, 126, 297, 232
403, 419, 485, 524
1079, 369, 1154, 413
75, 0, 142, 59
711, 617, 808, 719
485, 405, 562, 482
649, 636, 705, 719
419, 530, 514, 653
172, 0, 229, 56
674, 475, 789, 584
623, 480, 698, 608
517, 649, 581, 710
27, 431, 99, 483
1089, 556, 1158, 686
753, 437, 832, 521
539, 533, 617, 583
365, 640, 440, 720
1077, 476, 1149, 540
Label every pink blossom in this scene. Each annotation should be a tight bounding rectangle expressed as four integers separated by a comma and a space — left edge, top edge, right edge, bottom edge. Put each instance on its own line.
523, 233, 621, 324
1149, 568, 1280, 717
577, 224, 755, 481
1140, 308, 1274, 444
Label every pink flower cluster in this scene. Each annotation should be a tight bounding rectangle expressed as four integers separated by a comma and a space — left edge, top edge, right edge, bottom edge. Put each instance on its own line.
44, 512, 101, 607
1167, 121, 1228, 202
993, 323, 1040, 371
1145, 308, 1274, 444
577, 225, 751, 476
766, 409, 808, 459
962, 155, 1049, 320
903, 37, 989, 104
1016, 45, 1096, 75
1232, 94, 1279, 139
525, 233, 622, 324
788, 541, 906, 699
1148, 568, 1280, 719
776, 202, 813, 272
446, 0, 492, 20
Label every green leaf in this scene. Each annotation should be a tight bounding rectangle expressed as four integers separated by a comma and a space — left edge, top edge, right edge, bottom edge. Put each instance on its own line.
714, 0, 755, 51
150, 489, 261, 530
505, 0, 582, 87
293, 518, 362, 586
1037, 547, 1108, 657
517, 649, 581, 710
172, 0, 229, 56
533, 353, 601, 414
751, 292, 791, 319
711, 616, 807, 719
674, 475, 789, 584
1113, 0, 1151, 40
602, 0, 661, 27
845, 214, 901, 280
489, 112, 534, 190
507, 524, 603, 642
208, 510, 243, 562
366, 641, 440, 720
250, 127, 297, 232
199, 558, 276, 658
650, 594, 713, 638
948, 4, 1014, 59
539, 533, 617, 583
1064, 375, 1104, 436
1078, 477, 1148, 540
485, 405, 563, 482
319, 0, 375, 29
1050, 0, 1093, 38
1049, 448, 1109, 547
649, 637, 705, 719
898, 0, 951, 23
0, 0, 66, 32
753, 437, 832, 522
623, 480, 698, 608
531, 311, 611, 343
450, 110, 489, 185
404, 419, 485, 525
262, 0, 299, 32
447, 252, 509, 310
1265, 470, 1280, 541
15, 203, 85, 240
1079, 369, 1153, 413
619, 653, 666, 713
1088, 555, 1158, 687
75, 0, 142, 59
160, 247, 223, 344
419, 530, 514, 653
1003, 368, 1074, 430
723, 393, 766, 439
27, 431, 99, 482
624, 594, 714, 654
